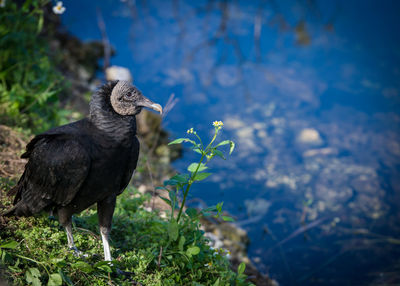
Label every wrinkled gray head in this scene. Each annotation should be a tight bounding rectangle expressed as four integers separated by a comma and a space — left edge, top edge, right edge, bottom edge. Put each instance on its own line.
110, 81, 162, 116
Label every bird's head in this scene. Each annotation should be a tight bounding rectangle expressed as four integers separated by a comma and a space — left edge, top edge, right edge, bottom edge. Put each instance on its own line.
109, 81, 162, 116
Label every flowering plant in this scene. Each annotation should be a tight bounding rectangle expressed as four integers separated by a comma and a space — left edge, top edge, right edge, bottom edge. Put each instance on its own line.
165, 120, 235, 222
153, 121, 251, 285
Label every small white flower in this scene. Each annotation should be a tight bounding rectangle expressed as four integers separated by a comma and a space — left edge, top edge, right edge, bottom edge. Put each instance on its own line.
0, 0, 6, 8
53, 1, 66, 14
212, 120, 224, 129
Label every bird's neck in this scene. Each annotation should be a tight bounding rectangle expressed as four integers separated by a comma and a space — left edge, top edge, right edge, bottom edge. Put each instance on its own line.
89, 110, 137, 143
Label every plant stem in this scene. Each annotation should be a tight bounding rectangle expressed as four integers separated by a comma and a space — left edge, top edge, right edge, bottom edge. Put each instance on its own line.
194, 133, 204, 150
176, 129, 219, 222
205, 129, 218, 154
176, 153, 205, 222
14, 253, 51, 277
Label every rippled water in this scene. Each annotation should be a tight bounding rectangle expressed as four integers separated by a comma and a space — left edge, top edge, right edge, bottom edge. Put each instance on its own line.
63, 1, 400, 284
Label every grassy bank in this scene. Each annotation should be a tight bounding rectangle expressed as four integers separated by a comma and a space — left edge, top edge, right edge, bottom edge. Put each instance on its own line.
1, 182, 247, 285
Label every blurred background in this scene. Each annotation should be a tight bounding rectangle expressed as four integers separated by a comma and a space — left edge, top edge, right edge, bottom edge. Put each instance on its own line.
61, 0, 400, 285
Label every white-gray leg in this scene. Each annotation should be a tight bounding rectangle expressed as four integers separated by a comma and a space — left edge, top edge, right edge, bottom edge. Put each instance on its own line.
58, 209, 86, 257
100, 227, 112, 261
65, 222, 76, 249
65, 221, 87, 257
97, 195, 116, 261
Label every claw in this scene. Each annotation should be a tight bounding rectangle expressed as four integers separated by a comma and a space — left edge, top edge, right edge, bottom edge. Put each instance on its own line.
69, 246, 89, 258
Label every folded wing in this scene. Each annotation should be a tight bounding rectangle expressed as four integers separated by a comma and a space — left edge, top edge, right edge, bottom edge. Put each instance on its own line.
11, 134, 90, 215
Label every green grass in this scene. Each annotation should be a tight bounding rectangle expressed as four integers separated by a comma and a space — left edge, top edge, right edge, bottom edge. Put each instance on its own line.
0, 185, 250, 285
0, 0, 72, 133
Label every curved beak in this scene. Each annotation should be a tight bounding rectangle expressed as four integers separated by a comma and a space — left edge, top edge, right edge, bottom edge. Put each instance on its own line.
136, 96, 163, 115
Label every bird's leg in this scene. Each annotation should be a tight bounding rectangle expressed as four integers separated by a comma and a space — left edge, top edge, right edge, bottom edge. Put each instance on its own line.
100, 226, 112, 261
97, 195, 116, 262
65, 221, 89, 258
65, 221, 77, 250
58, 209, 87, 258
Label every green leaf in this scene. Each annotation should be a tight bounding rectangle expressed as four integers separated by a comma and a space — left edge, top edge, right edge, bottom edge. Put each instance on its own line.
58, 270, 73, 286
216, 202, 224, 213
164, 179, 178, 186
168, 190, 177, 202
170, 174, 189, 183
178, 236, 186, 251
50, 258, 66, 267
192, 147, 202, 154
50, 258, 64, 264
93, 261, 112, 268
96, 264, 112, 273
229, 141, 235, 155
159, 196, 172, 207
201, 206, 218, 217
215, 140, 235, 155
216, 140, 230, 147
185, 208, 198, 218
47, 273, 62, 286
203, 206, 218, 212
186, 246, 200, 256
27, 267, 41, 278
187, 163, 208, 173
213, 149, 225, 160
168, 220, 179, 241
193, 172, 211, 181
26, 267, 41, 286
168, 138, 186, 145
0, 240, 18, 249
222, 215, 235, 222
238, 262, 246, 275
168, 138, 195, 145
168, 190, 178, 208
72, 261, 93, 273
37, 14, 43, 34
22, 0, 33, 11
164, 174, 189, 187
213, 278, 220, 286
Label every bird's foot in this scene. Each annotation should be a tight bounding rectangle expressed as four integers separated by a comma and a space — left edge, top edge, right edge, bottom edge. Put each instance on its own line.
69, 246, 89, 258
116, 268, 134, 276
114, 268, 140, 284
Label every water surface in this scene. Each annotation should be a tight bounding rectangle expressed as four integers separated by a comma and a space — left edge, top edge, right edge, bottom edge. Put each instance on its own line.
62, 1, 400, 284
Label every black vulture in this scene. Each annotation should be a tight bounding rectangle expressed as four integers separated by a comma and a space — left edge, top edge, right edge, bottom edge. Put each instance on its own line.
2, 81, 162, 261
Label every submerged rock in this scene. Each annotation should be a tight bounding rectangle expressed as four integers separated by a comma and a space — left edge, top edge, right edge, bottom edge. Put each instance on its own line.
201, 217, 278, 286
106, 66, 133, 82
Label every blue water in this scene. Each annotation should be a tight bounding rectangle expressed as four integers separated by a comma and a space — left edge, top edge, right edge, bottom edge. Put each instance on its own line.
62, 1, 400, 284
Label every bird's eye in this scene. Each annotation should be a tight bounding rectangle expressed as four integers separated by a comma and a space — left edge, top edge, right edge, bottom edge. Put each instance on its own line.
126, 93, 133, 97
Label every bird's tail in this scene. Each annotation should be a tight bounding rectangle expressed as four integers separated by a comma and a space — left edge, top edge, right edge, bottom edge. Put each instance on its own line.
1, 204, 18, 217
2, 182, 33, 217
1, 201, 32, 217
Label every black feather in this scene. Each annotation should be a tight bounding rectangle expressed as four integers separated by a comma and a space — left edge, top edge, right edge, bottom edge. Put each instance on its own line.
2, 81, 140, 226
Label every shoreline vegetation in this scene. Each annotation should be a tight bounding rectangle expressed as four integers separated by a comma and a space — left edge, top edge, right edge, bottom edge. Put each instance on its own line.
0, 1, 275, 285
